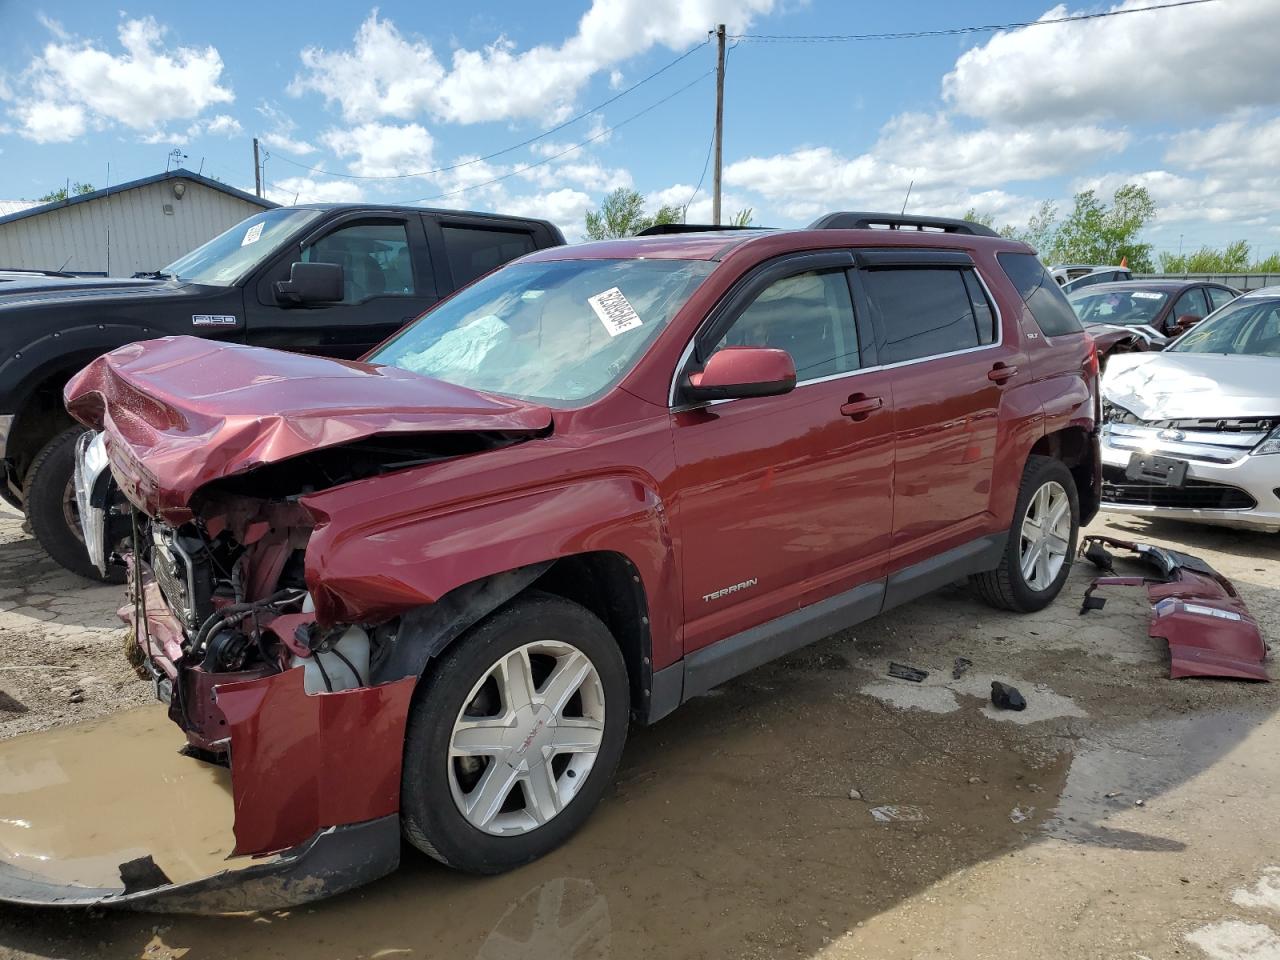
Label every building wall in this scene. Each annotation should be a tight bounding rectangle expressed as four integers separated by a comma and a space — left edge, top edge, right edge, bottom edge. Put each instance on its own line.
0, 179, 267, 276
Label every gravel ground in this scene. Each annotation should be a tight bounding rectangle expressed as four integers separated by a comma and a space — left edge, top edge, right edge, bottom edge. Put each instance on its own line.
0, 502, 1277, 960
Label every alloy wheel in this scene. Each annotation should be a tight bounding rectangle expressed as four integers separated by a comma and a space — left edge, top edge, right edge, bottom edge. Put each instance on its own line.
1019, 480, 1071, 591
447, 640, 605, 836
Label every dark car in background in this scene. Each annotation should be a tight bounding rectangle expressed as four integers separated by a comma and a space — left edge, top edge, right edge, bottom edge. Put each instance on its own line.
0, 204, 564, 580
1068, 279, 1240, 363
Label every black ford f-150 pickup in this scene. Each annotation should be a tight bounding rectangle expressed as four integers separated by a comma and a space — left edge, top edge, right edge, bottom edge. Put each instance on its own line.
0, 203, 564, 579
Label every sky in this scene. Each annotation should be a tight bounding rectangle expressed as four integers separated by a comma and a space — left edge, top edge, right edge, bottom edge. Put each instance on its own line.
1, 0, 1277, 257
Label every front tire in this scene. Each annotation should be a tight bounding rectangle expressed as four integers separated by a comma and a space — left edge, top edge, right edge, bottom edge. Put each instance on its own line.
971, 455, 1079, 613
400, 591, 629, 874
23, 427, 123, 583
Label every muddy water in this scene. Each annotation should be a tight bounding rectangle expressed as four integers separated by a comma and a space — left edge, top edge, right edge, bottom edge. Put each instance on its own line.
0, 670, 1076, 959
0, 706, 239, 888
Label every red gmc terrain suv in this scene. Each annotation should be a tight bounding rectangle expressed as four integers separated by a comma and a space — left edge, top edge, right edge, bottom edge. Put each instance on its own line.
61, 213, 1100, 900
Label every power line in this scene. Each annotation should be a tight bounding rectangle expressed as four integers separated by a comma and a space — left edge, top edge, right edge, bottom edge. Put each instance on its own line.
729, 0, 1217, 42
269, 39, 711, 183
398, 68, 714, 204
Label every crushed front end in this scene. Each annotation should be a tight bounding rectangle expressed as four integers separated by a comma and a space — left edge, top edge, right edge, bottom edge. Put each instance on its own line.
1, 337, 553, 912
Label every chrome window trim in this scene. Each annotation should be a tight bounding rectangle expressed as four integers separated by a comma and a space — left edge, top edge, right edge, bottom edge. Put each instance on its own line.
668, 260, 1005, 409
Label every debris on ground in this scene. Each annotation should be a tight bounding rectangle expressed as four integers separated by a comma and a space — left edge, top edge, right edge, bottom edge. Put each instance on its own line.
869, 805, 927, 823
1078, 535, 1270, 682
888, 662, 928, 683
991, 681, 1027, 711
952, 657, 972, 680
847, 788, 863, 801
1009, 806, 1034, 824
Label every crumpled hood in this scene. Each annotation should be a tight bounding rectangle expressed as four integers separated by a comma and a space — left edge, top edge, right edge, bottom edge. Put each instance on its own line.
65, 336, 552, 521
1103, 352, 1280, 419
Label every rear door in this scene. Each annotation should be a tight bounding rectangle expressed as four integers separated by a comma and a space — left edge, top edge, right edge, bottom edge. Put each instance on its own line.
423, 216, 541, 292
671, 252, 895, 652
855, 250, 1019, 572
245, 213, 437, 357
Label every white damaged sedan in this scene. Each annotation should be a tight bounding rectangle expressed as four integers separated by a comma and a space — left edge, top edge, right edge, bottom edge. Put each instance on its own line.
1100, 286, 1280, 533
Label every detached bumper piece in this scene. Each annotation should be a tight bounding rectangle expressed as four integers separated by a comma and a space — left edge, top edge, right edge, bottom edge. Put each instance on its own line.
1079, 535, 1271, 682
0, 816, 399, 914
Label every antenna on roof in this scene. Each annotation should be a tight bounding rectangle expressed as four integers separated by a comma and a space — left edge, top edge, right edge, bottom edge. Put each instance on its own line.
900, 179, 913, 215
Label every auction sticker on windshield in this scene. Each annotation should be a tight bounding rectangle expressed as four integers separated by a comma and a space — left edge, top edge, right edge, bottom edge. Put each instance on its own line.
241, 222, 264, 246
1132, 291, 1163, 299
588, 287, 643, 337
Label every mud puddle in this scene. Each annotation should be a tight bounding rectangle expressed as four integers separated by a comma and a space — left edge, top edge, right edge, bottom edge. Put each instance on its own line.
0, 670, 1075, 959
0, 706, 237, 888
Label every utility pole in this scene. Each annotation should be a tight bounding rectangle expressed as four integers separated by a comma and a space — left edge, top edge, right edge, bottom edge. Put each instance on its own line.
253, 137, 262, 198
712, 24, 726, 226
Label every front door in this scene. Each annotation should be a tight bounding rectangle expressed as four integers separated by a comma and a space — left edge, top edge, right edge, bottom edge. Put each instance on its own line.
671, 254, 895, 653
245, 214, 438, 358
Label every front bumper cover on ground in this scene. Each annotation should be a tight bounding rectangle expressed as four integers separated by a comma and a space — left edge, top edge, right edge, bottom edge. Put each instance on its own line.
0, 816, 400, 914
1079, 535, 1271, 682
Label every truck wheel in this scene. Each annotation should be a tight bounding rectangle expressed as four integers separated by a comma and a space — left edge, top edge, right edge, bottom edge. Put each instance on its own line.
23, 427, 123, 583
400, 591, 629, 874
971, 455, 1079, 613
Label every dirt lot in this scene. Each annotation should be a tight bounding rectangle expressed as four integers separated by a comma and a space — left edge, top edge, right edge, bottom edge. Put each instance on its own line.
0, 501, 1277, 960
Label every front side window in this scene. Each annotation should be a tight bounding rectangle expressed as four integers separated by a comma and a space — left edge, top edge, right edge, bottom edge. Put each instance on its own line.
711, 270, 859, 381
370, 258, 715, 404
999, 252, 1083, 337
162, 208, 322, 286
302, 222, 414, 303
1171, 288, 1208, 321
863, 267, 981, 364
442, 226, 537, 287
1168, 299, 1280, 357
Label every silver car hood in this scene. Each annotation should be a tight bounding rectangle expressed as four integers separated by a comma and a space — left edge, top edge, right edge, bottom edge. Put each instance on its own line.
1103, 352, 1280, 419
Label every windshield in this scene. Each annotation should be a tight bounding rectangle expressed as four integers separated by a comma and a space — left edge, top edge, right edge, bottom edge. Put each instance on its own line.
370, 258, 716, 404
1167, 298, 1280, 357
1069, 288, 1168, 326
162, 208, 321, 286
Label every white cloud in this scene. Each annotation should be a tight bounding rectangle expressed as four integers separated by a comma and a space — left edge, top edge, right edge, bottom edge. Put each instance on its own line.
322, 122, 435, 177
1165, 112, 1280, 174
944, 0, 1280, 124
11, 100, 85, 143
291, 0, 775, 125
725, 115, 1123, 224
264, 176, 363, 205
10, 16, 233, 142
1074, 167, 1280, 225
191, 113, 242, 138
502, 188, 596, 233
257, 102, 317, 156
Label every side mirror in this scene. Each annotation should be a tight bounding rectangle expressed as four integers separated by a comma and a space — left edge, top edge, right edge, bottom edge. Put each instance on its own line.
1173, 313, 1202, 333
275, 261, 343, 305
682, 347, 797, 403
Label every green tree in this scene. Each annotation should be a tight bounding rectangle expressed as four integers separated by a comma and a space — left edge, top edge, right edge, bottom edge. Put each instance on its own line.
584, 188, 681, 240
1048, 184, 1155, 272
1160, 240, 1253, 273
964, 202, 1057, 256
728, 207, 755, 227
38, 181, 96, 202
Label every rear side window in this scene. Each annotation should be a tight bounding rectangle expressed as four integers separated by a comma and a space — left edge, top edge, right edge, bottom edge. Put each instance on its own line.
862, 268, 981, 364
1207, 287, 1237, 312
998, 252, 1083, 337
962, 271, 997, 345
442, 226, 536, 287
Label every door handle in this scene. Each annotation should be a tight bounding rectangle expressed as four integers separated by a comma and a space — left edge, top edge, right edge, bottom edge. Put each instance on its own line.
839, 394, 883, 420
987, 362, 1018, 383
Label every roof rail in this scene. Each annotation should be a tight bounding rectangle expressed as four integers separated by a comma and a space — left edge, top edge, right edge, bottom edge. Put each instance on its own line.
634, 223, 767, 236
808, 212, 1000, 238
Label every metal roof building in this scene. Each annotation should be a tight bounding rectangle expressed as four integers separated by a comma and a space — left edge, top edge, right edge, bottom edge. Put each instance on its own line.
0, 169, 275, 277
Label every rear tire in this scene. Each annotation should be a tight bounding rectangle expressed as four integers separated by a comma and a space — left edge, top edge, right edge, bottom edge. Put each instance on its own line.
23, 427, 122, 583
400, 591, 629, 874
971, 455, 1079, 613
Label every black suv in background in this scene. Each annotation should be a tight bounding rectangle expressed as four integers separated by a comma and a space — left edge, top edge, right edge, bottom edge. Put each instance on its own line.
0, 204, 564, 579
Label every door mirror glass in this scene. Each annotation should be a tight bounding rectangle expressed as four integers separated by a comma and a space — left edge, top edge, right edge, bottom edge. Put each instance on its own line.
275, 261, 344, 305
683, 347, 796, 403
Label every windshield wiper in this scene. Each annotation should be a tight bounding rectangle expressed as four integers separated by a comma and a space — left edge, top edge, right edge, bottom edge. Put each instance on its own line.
132, 270, 177, 280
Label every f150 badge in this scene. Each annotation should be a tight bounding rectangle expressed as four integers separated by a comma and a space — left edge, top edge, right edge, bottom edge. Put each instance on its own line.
703, 578, 758, 602
192, 314, 237, 327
